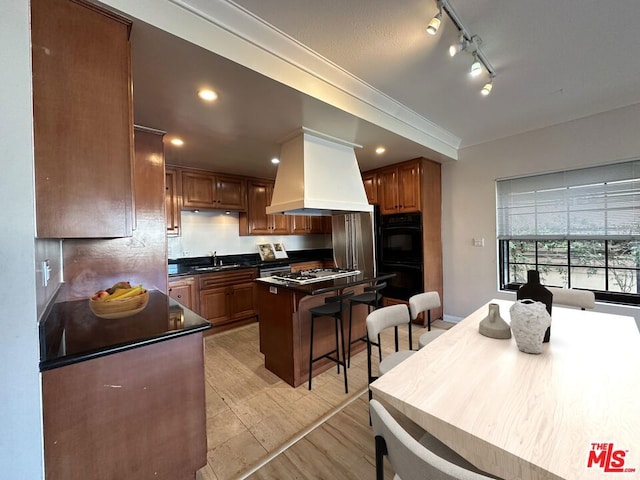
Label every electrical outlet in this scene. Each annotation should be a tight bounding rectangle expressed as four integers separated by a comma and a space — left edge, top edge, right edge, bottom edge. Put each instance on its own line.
472, 238, 485, 247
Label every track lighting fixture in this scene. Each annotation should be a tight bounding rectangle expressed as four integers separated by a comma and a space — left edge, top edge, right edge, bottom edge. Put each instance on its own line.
425, 0, 497, 95
448, 33, 467, 57
481, 76, 494, 96
426, 10, 442, 35
470, 53, 482, 77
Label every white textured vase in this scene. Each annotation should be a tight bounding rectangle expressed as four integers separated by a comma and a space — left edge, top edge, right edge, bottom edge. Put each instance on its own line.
509, 300, 551, 354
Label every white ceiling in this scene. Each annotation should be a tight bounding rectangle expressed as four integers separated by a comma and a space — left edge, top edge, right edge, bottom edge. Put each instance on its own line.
127, 0, 640, 179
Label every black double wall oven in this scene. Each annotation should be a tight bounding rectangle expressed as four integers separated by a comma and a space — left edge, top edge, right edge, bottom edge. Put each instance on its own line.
377, 211, 423, 301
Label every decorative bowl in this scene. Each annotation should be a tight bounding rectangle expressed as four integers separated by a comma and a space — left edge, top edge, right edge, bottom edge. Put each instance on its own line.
89, 290, 149, 319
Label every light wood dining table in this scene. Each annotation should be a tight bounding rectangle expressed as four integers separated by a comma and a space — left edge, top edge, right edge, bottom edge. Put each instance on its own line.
370, 299, 640, 480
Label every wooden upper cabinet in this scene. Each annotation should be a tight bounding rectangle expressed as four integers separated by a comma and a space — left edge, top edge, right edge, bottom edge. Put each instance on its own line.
165, 167, 181, 236
362, 172, 379, 205
289, 215, 330, 234
378, 161, 421, 215
239, 179, 289, 235
31, 0, 134, 238
182, 170, 246, 211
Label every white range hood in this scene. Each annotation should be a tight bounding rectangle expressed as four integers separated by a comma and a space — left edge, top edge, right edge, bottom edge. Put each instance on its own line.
266, 128, 373, 216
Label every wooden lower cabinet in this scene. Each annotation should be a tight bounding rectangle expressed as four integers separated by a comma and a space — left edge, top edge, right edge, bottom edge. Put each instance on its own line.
199, 269, 258, 328
256, 282, 369, 387
168, 276, 197, 311
42, 334, 207, 480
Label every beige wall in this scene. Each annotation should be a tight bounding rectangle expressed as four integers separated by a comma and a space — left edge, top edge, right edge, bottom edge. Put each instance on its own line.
441, 103, 640, 325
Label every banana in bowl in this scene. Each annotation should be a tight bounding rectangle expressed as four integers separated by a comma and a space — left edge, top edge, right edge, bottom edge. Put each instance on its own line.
89, 282, 149, 319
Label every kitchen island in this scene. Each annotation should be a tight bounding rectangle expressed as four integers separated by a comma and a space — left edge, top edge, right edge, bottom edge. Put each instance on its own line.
255, 272, 392, 387
39, 290, 210, 480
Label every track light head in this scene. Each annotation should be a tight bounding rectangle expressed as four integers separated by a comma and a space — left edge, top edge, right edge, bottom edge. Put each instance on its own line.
448, 34, 468, 57
426, 11, 442, 35
470, 53, 483, 77
481, 77, 494, 96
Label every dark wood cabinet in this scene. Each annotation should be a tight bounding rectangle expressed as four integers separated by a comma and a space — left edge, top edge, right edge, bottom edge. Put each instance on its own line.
165, 167, 181, 236
364, 158, 443, 320
240, 179, 290, 235
362, 172, 379, 205
378, 161, 421, 214
198, 269, 257, 328
182, 170, 246, 211
62, 127, 168, 299
289, 215, 331, 234
42, 334, 207, 480
168, 276, 197, 311
241, 179, 331, 236
31, 0, 134, 238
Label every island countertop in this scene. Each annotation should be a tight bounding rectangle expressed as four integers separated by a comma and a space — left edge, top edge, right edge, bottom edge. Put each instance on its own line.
255, 272, 395, 295
39, 290, 211, 371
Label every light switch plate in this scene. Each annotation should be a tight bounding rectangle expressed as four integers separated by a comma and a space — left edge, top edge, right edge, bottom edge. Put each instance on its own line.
472, 238, 485, 247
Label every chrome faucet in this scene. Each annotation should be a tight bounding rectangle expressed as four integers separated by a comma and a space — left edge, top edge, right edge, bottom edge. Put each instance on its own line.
211, 250, 217, 266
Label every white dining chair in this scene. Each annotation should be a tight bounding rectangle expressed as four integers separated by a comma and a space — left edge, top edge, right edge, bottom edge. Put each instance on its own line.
366, 304, 415, 400
370, 399, 502, 480
547, 287, 595, 310
409, 291, 446, 349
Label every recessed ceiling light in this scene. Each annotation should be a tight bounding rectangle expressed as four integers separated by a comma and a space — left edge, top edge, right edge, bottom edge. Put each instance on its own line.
170, 138, 184, 146
271, 158, 280, 164
375, 147, 386, 155
198, 89, 218, 101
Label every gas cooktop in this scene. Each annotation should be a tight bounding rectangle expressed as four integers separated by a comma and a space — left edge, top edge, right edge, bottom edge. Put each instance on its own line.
271, 268, 361, 284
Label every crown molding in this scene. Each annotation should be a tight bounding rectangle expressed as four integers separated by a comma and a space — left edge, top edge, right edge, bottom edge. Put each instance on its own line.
98, 0, 460, 159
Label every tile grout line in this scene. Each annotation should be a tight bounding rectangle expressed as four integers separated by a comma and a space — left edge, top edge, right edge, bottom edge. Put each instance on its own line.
236, 386, 369, 479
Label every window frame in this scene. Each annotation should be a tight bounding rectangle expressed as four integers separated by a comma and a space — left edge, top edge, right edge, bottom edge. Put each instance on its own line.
496, 159, 640, 307
499, 239, 640, 306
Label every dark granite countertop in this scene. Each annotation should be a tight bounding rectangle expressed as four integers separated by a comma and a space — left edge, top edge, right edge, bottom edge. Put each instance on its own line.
168, 248, 333, 277
255, 273, 395, 296
39, 290, 211, 371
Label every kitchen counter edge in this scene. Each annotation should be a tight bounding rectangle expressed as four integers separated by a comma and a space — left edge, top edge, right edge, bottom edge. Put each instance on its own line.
39, 290, 211, 372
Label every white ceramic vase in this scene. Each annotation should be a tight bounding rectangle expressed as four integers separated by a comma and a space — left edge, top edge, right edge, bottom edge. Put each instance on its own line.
509, 300, 551, 354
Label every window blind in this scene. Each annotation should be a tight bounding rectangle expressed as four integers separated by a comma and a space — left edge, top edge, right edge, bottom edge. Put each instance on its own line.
497, 160, 640, 240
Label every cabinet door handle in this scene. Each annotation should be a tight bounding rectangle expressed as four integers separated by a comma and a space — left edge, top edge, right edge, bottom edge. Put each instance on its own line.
177, 294, 182, 299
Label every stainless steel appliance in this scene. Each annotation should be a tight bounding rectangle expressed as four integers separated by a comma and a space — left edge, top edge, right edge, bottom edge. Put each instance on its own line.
331, 208, 378, 277
271, 268, 361, 285
258, 264, 292, 278
378, 212, 424, 300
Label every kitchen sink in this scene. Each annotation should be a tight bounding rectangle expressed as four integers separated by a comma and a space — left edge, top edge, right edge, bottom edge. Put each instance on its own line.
194, 264, 241, 272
